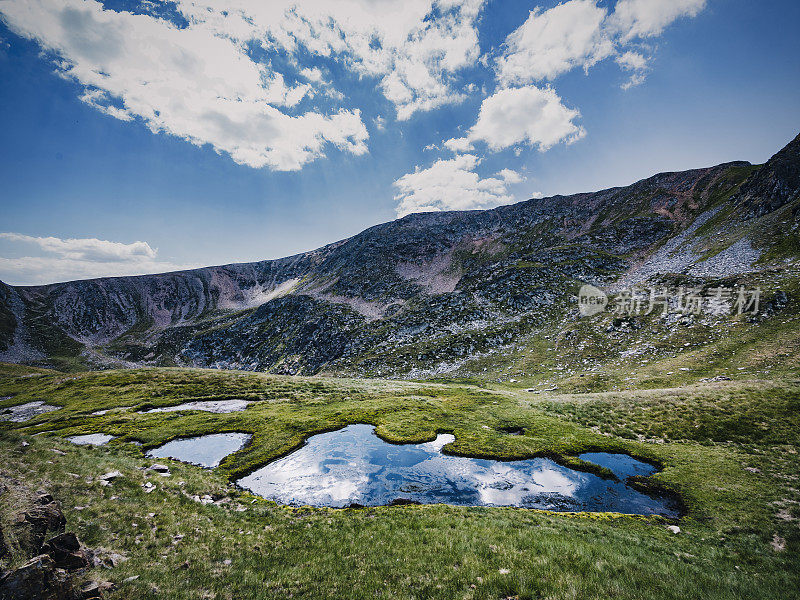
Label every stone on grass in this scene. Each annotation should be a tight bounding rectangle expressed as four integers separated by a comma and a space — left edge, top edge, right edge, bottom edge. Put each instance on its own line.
0, 554, 79, 600
42, 532, 89, 571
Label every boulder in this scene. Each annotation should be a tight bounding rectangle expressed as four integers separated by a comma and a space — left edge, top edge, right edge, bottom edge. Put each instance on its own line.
0, 555, 79, 600
42, 533, 89, 571
14, 501, 66, 557
79, 580, 113, 600
97, 471, 122, 482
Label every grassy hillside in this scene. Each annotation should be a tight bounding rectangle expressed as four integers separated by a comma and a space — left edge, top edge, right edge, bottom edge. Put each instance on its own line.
1, 364, 798, 599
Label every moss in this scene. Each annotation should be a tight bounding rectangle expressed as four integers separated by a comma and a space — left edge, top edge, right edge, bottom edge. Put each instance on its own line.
1, 365, 799, 599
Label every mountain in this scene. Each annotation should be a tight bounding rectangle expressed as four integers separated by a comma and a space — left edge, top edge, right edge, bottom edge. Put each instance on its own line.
2, 133, 799, 382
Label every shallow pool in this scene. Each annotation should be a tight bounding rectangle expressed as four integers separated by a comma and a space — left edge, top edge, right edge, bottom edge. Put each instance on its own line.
0, 401, 61, 422
236, 424, 679, 516
68, 433, 115, 446
141, 399, 252, 414
146, 433, 251, 468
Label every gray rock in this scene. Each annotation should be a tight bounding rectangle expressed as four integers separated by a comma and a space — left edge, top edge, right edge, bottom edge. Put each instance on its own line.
0, 555, 79, 600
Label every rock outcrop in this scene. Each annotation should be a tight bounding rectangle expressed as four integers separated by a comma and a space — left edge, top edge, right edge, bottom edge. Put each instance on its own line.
0, 133, 798, 376
735, 132, 800, 219
0, 484, 102, 600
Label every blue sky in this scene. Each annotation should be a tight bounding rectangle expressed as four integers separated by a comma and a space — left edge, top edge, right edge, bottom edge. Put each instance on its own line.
0, 0, 798, 285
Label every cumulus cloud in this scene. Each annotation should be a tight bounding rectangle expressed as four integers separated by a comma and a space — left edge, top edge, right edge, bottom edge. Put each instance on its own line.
610, 0, 707, 40
0, 233, 196, 285
0, 0, 706, 176
495, 0, 705, 85
435, 0, 707, 159
170, 0, 485, 120
455, 85, 586, 152
496, 0, 613, 85
0, 0, 371, 171
443, 136, 474, 153
496, 168, 525, 184
393, 154, 521, 217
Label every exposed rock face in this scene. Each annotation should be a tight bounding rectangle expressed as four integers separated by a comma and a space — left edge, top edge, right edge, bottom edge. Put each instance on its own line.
0, 133, 798, 376
41, 534, 89, 571
0, 555, 79, 600
735, 132, 800, 219
0, 484, 101, 600
13, 494, 66, 559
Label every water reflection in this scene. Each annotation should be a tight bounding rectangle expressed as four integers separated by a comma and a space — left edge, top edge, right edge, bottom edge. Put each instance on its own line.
68, 433, 115, 446
147, 433, 251, 468
141, 399, 251, 414
237, 424, 679, 515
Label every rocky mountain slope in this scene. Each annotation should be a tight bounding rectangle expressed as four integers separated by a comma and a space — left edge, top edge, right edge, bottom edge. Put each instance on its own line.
1, 133, 799, 381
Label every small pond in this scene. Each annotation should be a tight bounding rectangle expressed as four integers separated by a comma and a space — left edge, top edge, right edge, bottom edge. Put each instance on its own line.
146, 433, 251, 468
236, 424, 679, 516
0, 401, 61, 422
67, 433, 115, 446
141, 399, 252, 414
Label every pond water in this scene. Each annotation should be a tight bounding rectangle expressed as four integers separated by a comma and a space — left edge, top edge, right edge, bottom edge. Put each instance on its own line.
68, 433, 115, 446
578, 452, 659, 479
146, 433, 251, 468
236, 424, 679, 516
141, 399, 252, 414
0, 401, 61, 422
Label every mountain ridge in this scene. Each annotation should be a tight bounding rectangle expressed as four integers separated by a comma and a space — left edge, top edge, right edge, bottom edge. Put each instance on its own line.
2, 133, 799, 381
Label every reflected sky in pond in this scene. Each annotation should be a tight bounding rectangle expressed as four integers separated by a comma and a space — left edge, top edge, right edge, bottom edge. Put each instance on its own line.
147, 433, 251, 468
68, 433, 114, 446
237, 425, 679, 516
141, 399, 251, 414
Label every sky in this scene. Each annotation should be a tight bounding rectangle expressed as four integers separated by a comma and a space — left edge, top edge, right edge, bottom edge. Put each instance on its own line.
0, 0, 798, 286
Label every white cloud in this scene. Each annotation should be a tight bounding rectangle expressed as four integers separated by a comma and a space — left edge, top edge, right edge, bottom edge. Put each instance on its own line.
0, 233, 197, 285
496, 0, 613, 85
174, 0, 486, 120
0, 233, 156, 262
393, 154, 518, 217
300, 67, 325, 82
444, 136, 474, 153
0, 0, 370, 171
610, 0, 707, 40
494, 0, 706, 87
616, 50, 649, 71
616, 50, 649, 89
496, 168, 525, 184
464, 86, 586, 152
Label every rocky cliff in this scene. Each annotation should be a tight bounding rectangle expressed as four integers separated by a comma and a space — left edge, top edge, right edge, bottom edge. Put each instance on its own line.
1, 133, 798, 378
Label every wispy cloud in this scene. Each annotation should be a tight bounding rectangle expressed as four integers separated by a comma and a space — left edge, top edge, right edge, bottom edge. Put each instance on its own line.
0, 233, 197, 285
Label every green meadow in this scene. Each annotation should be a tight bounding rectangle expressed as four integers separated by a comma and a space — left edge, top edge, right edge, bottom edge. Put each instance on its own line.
1, 364, 798, 599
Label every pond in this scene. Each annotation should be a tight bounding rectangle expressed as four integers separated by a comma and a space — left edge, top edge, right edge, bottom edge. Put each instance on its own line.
140, 399, 252, 414
146, 433, 251, 468
236, 424, 679, 516
0, 401, 61, 422
67, 433, 115, 446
